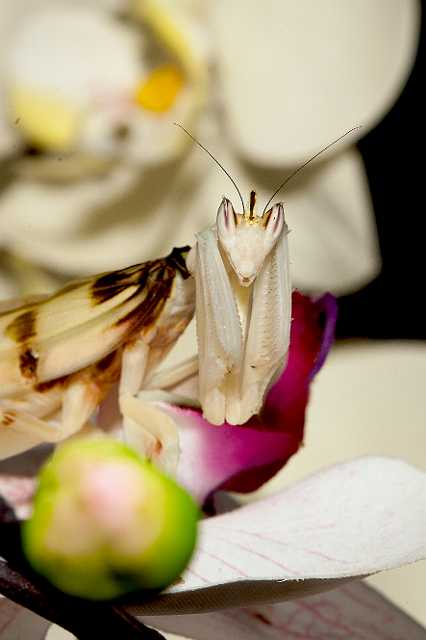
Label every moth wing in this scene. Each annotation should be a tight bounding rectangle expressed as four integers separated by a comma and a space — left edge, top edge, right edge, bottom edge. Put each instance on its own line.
195, 227, 242, 424
240, 226, 292, 422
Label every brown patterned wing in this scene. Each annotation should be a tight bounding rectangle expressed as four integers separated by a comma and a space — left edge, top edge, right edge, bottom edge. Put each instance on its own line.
0, 256, 180, 394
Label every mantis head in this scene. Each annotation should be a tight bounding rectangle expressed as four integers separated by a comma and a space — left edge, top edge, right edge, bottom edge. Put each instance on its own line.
216, 193, 286, 287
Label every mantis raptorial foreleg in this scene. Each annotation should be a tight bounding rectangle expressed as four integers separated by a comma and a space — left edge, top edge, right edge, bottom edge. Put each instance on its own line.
118, 340, 180, 472
119, 340, 150, 397
119, 393, 180, 474
145, 355, 198, 391
0, 375, 106, 458
189, 196, 291, 425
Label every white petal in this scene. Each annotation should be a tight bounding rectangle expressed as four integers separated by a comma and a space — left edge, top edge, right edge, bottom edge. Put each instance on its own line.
0, 597, 49, 639
0, 97, 19, 158
6, 5, 140, 107
0, 474, 35, 519
2, 121, 378, 295
0, 597, 20, 634
0, 271, 17, 300
0, 147, 211, 274
0, 165, 138, 241
144, 581, 426, 639
263, 340, 426, 625
285, 147, 380, 294
127, 456, 426, 614
211, 0, 420, 164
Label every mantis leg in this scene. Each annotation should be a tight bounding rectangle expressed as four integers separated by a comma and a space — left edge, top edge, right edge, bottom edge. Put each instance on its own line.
118, 340, 179, 473
145, 355, 198, 390
0, 378, 100, 460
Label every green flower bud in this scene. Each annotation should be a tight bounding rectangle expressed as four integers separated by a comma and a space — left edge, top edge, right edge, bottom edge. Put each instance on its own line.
21, 438, 199, 600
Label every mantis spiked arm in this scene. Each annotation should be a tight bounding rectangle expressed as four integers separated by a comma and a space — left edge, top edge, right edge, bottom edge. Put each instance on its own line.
188, 194, 291, 425
0, 195, 291, 467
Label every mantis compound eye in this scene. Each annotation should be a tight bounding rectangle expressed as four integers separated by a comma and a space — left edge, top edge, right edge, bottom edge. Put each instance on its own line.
216, 197, 238, 236
263, 202, 286, 251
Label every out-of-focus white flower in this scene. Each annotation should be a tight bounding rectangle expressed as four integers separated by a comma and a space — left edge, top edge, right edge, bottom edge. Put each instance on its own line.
0, 0, 420, 297
0, 0, 206, 166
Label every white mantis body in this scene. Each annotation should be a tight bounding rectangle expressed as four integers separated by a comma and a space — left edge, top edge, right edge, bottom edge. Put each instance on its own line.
189, 192, 291, 425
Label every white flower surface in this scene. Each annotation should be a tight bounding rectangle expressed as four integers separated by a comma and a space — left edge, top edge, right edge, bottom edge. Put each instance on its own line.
0, 0, 420, 297
2, 456, 426, 638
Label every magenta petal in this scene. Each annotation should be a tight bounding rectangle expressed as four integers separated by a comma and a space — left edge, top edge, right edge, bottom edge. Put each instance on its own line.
157, 292, 337, 505
157, 403, 299, 505
262, 292, 337, 434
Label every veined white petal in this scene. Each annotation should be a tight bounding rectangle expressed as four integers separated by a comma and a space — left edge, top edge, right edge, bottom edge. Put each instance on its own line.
127, 457, 426, 614
23, 580, 426, 638
264, 340, 426, 624
0, 597, 49, 639
211, 0, 420, 165
144, 582, 426, 639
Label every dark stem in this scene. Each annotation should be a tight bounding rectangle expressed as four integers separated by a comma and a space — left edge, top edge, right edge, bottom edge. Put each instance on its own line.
0, 561, 164, 639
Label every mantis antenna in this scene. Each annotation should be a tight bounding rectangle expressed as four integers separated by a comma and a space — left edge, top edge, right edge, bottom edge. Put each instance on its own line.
174, 123, 246, 213
262, 126, 362, 214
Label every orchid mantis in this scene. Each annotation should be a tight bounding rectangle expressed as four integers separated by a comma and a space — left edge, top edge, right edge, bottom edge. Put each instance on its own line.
0, 127, 356, 469
181, 124, 358, 425
188, 192, 291, 425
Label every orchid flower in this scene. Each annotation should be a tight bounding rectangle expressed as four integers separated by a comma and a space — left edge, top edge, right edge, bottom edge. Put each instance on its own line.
1, 288, 426, 638
1, 454, 426, 640
0, 1, 420, 297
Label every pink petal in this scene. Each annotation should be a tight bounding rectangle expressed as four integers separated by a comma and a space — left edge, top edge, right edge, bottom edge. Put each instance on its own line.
0, 475, 36, 519
159, 402, 299, 505
0, 598, 20, 636
143, 580, 426, 639
127, 457, 426, 614
0, 598, 49, 639
259, 292, 337, 434
167, 293, 337, 504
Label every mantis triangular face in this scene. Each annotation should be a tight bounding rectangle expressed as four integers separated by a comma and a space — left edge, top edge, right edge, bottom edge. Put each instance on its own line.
192, 195, 291, 425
